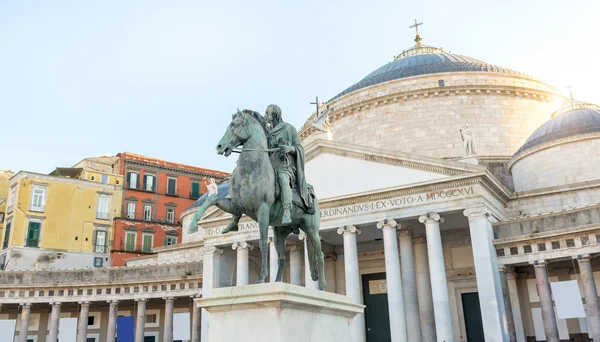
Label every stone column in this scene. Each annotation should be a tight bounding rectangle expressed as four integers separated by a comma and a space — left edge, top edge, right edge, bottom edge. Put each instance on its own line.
418, 212, 453, 342
337, 225, 365, 342
17, 303, 31, 342
507, 273, 526, 342
376, 219, 407, 342
300, 231, 319, 289
192, 295, 201, 342
48, 302, 61, 342
232, 241, 253, 286
107, 300, 118, 342
577, 254, 600, 341
398, 227, 423, 342
76, 302, 90, 342
163, 297, 174, 342
201, 246, 222, 342
533, 261, 560, 342
269, 237, 278, 282
464, 207, 508, 341
414, 236, 436, 342
499, 266, 517, 342
135, 299, 147, 342
289, 244, 303, 286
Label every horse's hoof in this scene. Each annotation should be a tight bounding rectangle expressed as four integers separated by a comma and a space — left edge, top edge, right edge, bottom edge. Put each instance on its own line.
256, 278, 265, 284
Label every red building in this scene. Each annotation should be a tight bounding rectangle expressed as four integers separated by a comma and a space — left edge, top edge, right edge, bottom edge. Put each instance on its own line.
111, 152, 228, 266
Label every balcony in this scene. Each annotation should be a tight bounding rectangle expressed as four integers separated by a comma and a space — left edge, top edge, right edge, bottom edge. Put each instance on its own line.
96, 211, 110, 220
29, 205, 45, 213
126, 212, 136, 219
25, 238, 39, 248
93, 243, 107, 253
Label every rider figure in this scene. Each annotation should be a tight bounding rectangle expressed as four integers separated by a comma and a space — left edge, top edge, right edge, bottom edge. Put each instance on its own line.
265, 104, 310, 224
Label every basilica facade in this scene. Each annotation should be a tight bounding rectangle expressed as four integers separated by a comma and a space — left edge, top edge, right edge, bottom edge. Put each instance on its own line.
2, 35, 600, 342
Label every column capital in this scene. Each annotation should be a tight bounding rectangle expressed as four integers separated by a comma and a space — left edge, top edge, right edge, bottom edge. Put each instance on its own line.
463, 206, 491, 219
51, 302, 62, 307
376, 219, 397, 229
78, 301, 90, 307
418, 212, 443, 224
232, 241, 254, 250
135, 298, 147, 303
202, 246, 223, 256
575, 254, 592, 262
498, 265, 509, 273
530, 259, 548, 268
163, 297, 175, 301
107, 300, 119, 305
337, 225, 361, 235
20, 303, 31, 308
287, 244, 303, 252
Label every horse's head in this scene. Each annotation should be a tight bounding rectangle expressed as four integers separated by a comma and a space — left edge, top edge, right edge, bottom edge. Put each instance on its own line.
216, 109, 252, 157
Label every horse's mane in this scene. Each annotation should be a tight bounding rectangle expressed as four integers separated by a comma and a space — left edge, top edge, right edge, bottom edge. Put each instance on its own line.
242, 109, 271, 146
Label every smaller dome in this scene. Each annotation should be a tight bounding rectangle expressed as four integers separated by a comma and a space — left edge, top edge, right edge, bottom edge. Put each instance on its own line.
516, 103, 600, 154
186, 183, 229, 211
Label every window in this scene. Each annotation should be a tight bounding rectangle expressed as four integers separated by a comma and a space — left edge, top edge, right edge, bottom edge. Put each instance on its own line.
128, 172, 139, 189
127, 202, 136, 219
166, 208, 175, 224
537, 243, 546, 251
144, 175, 155, 192
101, 174, 108, 184
30, 186, 46, 212
125, 232, 136, 251
2, 220, 11, 249
146, 313, 157, 324
8, 185, 16, 212
142, 234, 153, 253
551, 241, 560, 250
167, 177, 177, 195
165, 236, 177, 246
94, 257, 103, 267
496, 248, 505, 257
566, 239, 575, 247
143, 205, 152, 221
88, 316, 95, 325
510, 247, 518, 255
26, 221, 41, 247
582, 236, 590, 246
94, 230, 107, 253
523, 245, 532, 253
96, 194, 110, 220
191, 181, 201, 199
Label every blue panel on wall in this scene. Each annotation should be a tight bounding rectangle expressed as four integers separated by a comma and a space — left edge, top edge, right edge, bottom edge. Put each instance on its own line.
117, 316, 135, 342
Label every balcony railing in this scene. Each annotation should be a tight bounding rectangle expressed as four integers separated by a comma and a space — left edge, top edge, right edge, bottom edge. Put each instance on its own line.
96, 211, 110, 220
25, 239, 39, 248
29, 205, 45, 212
126, 212, 136, 219
93, 243, 107, 253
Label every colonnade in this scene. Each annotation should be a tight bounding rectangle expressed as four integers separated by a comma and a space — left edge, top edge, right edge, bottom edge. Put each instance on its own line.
11, 297, 200, 342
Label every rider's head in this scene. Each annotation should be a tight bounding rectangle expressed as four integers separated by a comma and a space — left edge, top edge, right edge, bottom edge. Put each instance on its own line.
266, 104, 282, 127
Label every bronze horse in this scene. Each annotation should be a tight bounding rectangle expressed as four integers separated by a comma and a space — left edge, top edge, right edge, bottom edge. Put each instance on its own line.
189, 109, 325, 290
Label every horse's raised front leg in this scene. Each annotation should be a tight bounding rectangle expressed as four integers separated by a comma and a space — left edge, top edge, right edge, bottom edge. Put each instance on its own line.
189, 197, 241, 234
188, 194, 219, 233
274, 226, 293, 282
256, 202, 271, 284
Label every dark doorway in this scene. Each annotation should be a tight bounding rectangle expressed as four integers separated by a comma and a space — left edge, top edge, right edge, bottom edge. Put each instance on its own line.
362, 272, 391, 342
462, 292, 485, 342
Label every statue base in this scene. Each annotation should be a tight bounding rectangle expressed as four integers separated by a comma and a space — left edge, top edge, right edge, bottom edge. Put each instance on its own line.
195, 282, 364, 342
457, 156, 479, 165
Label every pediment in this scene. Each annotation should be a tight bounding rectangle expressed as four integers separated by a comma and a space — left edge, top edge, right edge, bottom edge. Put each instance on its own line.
304, 139, 484, 200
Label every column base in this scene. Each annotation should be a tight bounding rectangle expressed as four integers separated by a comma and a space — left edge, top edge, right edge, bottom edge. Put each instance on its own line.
195, 283, 364, 342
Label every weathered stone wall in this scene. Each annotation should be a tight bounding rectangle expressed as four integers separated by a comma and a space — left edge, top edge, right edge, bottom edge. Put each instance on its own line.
0, 247, 107, 271
506, 186, 600, 218
126, 241, 205, 266
511, 138, 600, 192
0, 261, 201, 285
301, 73, 566, 159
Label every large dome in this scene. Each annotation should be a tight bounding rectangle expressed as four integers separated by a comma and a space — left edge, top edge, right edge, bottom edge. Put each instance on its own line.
331, 44, 528, 101
515, 104, 600, 154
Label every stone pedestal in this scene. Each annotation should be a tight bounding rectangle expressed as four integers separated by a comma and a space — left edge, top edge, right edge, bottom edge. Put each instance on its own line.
196, 282, 364, 342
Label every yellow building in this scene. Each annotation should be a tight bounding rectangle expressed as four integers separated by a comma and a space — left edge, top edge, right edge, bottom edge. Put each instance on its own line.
0, 168, 123, 270
0, 170, 14, 247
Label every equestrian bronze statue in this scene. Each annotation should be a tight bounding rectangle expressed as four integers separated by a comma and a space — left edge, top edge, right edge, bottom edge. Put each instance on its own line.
189, 106, 325, 290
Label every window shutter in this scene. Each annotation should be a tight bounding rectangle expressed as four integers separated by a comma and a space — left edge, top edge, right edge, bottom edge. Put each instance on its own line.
151, 176, 155, 191
136, 175, 140, 189
164, 237, 168, 246
92, 231, 97, 246
127, 172, 132, 187
144, 175, 148, 190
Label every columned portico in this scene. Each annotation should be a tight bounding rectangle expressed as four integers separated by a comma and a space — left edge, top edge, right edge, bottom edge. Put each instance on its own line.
337, 225, 365, 342
48, 302, 61, 342
107, 300, 118, 342
289, 244, 303, 286
232, 241, 253, 286
398, 227, 423, 342
135, 298, 147, 342
414, 236, 436, 342
76, 302, 90, 342
418, 212, 453, 342
577, 255, 600, 341
376, 219, 407, 342
201, 246, 222, 342
533, 261, 560, 342
464, 206, 508, 341
18, 303, 31, 342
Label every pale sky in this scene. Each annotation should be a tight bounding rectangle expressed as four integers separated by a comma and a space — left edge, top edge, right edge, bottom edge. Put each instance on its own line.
1, 0, 598, 174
